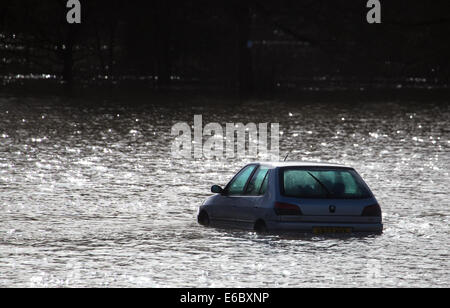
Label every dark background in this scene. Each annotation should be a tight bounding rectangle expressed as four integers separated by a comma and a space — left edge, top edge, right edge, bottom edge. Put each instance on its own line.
1, 0, 450, 98
0, 2, 449, 289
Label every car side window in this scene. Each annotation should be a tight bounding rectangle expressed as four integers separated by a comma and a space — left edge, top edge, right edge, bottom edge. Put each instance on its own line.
245, 167, 269, 195
259, 171, 269, 195
227, 165, 257, 196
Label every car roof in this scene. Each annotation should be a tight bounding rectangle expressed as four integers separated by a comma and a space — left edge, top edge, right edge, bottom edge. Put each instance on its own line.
252, 161, 352, 169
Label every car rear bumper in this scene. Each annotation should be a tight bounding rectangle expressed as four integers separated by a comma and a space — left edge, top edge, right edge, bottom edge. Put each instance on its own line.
267, 221, 383, 233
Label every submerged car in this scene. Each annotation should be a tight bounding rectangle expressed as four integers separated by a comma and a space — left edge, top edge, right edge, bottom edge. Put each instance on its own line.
197, 162, 383, 234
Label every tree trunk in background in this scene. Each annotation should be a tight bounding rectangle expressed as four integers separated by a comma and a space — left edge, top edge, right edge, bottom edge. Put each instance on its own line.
107, 0, 119, 77
62, 25, 78, 85
94, 20, 106, 75
236, 4, 254, 97
155, 1, 171, 88
108, 22, 117, 76
0, 0, 10, 31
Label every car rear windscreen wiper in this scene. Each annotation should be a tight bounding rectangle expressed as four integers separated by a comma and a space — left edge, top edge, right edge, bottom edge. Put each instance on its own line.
307, 171, 331, 198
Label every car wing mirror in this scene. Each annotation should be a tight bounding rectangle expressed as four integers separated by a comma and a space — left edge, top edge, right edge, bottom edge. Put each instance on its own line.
211, 185, 224, 194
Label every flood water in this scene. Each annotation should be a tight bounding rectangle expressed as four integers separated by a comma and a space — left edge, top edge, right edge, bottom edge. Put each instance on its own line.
0, 92, 448, 287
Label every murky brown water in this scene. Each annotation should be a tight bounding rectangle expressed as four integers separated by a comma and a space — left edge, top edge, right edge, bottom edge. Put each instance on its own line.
0, 94, 448, 287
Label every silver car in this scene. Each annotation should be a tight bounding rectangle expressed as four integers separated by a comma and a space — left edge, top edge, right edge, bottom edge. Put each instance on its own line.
197, 162, 383, 234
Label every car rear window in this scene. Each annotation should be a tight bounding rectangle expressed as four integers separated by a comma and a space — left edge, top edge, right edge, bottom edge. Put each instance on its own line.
280, 167, 372, 199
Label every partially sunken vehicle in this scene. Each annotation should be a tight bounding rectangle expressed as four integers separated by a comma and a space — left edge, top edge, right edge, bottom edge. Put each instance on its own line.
197, 162, 383, 234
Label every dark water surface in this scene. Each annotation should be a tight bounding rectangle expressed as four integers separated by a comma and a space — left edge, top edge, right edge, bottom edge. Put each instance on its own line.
0, 93, 448, 287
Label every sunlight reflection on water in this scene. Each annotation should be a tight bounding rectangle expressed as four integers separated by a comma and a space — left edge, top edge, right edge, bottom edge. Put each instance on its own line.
0, 96, 448, 287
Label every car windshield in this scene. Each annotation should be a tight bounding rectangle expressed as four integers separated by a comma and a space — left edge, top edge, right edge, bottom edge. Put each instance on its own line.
281, 168, 372, 199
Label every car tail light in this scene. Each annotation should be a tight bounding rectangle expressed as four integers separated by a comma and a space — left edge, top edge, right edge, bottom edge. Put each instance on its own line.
362, 204, 382, 217
274, 202, 303, 215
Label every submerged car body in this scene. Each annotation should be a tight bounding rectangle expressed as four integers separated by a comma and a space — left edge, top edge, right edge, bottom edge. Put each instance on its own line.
197, 162, 383, 234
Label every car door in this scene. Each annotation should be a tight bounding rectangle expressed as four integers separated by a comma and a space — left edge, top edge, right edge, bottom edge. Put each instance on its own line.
234, 166, 271, 229
212, 164, 257, 227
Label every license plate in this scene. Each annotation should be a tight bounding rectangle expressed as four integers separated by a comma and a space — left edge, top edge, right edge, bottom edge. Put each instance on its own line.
313, 227, 352, 234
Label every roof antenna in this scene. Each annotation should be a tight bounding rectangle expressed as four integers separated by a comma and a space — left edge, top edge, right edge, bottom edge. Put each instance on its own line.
283, 150, 291, 162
